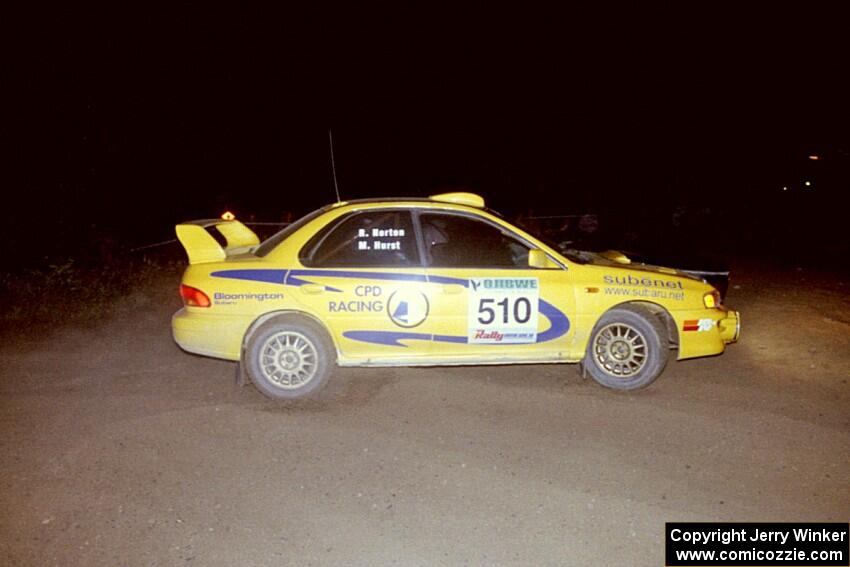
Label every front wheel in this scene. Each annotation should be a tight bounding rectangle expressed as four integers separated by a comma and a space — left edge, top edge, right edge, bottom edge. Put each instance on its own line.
583, 305, 669, 390
244, 316, 334, 399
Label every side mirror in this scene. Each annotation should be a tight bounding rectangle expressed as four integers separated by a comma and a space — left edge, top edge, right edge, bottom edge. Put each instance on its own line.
528, 248, 557, 269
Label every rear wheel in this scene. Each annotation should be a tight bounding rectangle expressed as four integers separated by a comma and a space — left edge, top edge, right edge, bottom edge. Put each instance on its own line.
244, 316, 334, 399
583, 305, 669, 390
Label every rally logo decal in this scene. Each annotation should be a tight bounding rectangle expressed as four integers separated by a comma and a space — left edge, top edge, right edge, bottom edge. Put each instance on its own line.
468, 277, 539, 344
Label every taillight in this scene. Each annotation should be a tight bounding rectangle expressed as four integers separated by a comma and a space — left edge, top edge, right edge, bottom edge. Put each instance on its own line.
180, 284, 211, 307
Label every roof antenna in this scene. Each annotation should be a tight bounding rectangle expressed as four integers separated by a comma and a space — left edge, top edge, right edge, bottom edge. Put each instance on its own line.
329, 128, 342, 203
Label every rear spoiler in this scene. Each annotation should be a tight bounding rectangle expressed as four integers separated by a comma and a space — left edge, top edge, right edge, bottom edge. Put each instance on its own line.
175, 219, 260, 264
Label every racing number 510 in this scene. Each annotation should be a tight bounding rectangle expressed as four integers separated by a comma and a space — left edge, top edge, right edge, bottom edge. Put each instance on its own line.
477, 297, 532, 325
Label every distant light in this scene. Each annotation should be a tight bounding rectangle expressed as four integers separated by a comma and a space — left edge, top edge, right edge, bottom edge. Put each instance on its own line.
782, 186, 788, 191
804, 181, 812, 187
808, 155, 820, 160
221, 211, 235, 220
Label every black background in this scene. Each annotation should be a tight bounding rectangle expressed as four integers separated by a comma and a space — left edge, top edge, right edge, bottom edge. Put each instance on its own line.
6, 4, 849, 266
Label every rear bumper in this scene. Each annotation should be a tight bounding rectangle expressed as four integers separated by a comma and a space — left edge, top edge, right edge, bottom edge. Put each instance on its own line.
171, 307, 247, 361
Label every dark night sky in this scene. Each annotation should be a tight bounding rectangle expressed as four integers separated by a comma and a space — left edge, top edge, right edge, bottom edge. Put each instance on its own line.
6, 4, 849, 263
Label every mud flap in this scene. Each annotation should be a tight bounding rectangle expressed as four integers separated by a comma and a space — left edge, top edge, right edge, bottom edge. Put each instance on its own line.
235, 361, 247, 388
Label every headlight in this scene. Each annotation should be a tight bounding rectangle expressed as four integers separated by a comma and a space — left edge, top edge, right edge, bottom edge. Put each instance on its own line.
703, 290, 721, 309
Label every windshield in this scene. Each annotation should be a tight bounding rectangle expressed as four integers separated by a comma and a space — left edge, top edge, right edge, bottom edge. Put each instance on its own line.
253, 206, 331, 257
507, 214, 592, 264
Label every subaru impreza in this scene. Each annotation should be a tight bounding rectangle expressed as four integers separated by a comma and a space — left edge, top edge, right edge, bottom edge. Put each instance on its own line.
172, 192, 739, 399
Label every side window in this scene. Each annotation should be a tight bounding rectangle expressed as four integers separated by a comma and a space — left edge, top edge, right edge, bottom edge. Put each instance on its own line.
419, 213, 531, 268
301, 210, 419, 267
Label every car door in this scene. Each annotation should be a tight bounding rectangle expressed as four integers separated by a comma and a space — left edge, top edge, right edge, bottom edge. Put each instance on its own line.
418, 210, 575, 362
294, 207, 443, 362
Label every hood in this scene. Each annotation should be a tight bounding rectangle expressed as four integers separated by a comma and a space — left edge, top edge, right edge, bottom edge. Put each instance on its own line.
577, 249, 703, 283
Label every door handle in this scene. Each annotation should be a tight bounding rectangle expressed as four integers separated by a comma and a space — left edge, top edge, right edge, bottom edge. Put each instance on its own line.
300, 284, 325, 295
441, 284, 465, 295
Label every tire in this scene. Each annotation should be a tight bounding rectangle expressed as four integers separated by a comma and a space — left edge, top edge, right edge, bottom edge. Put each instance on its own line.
243, 316, 335, 400
583, 304, 669, 390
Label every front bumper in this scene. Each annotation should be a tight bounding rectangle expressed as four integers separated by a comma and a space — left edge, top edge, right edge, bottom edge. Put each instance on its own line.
718, 309, 740, 344
676, 307, 740, 360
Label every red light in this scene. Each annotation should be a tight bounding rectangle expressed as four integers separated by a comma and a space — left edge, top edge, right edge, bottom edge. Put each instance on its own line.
808, 155, 820, 160
180, 284, 211, 307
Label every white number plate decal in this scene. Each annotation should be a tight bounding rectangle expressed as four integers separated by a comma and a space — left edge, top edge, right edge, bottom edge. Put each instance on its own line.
468, 277, 539, 344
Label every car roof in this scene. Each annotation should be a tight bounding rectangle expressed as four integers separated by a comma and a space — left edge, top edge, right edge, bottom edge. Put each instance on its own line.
337, 192, 486, 209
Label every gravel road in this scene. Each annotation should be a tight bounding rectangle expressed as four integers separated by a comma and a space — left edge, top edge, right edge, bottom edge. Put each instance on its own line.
2, 261, 848, 566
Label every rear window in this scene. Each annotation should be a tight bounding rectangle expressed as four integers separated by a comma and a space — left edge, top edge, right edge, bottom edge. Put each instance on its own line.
253, 207, 330, 257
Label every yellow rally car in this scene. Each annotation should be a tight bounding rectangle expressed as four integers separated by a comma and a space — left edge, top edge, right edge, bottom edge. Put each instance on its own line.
172, 192, 739, 399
